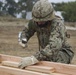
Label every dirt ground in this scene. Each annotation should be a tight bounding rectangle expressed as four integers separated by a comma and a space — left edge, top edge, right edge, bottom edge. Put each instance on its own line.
0, 17, 76, 65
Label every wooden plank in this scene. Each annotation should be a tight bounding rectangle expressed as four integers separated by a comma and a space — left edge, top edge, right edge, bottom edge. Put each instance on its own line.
0, 54, 22, 62
2, 61, 55, 74
0, 66, 49, 75
0, 55, 1, 63
39, 61, 76, 75
50, 73, 69, 75
26, 65, 55, 74
1, 61, 69, 75
0, 54, 76, 75
2, 61, 19, 68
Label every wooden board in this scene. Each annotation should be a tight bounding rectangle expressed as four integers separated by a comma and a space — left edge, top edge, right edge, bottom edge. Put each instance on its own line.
0, 65, 69, 75
0, 54, 22, 62
0, 54, 76, 75
39, 61, 76, 75
0, 65, 49, 75
2, 61, 55, 74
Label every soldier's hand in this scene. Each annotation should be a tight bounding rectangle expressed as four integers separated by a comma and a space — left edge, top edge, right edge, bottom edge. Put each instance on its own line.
18, 32, 28, 48
19, 38, 27, 48
18, 56, 39, 69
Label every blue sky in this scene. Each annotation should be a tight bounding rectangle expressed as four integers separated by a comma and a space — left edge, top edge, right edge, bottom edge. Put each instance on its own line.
49, 0, 76, 3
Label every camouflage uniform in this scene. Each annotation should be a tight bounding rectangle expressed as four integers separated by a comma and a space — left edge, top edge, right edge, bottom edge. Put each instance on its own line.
21, 17, 74, 64
19, 0, 74, 64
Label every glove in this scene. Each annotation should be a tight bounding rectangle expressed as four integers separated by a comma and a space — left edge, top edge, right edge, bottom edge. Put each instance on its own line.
18, 32, 27, 48
19, 38, 27, 48
18, 56, 39, 69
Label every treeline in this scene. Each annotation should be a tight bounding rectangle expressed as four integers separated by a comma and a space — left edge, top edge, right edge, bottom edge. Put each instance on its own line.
53, 1, 76, 22
0, 0, 76, 22
0, 0, 37, 18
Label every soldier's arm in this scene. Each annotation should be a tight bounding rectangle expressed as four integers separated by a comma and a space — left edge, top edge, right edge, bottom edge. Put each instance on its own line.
20, 20, 36, 41
40, 20, 66, 57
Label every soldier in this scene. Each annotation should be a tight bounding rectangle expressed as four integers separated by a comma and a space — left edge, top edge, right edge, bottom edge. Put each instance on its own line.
18, 0, 74, 69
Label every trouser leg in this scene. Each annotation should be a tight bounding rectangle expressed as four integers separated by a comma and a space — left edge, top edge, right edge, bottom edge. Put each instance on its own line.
34, 48, 74, 64
56, 48, 74, 64
56, 51, 70, 64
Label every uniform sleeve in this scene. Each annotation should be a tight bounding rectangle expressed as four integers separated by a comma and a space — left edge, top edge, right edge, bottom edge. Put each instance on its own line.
21, 20, 36, 41
40, 19, 66, 57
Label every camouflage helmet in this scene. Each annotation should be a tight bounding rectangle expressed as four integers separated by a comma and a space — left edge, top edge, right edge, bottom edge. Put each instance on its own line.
32, 0, 55, 22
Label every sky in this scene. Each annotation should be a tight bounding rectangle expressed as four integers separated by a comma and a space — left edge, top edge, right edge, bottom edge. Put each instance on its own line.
14, 0, 76, 3
0, 0, 76, 3
48, 0, 76, 3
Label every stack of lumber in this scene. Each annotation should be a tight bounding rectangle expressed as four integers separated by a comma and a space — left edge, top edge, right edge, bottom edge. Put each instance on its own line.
0, 54, 76, 75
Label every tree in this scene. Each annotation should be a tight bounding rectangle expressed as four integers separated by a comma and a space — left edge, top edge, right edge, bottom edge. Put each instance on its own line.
54, 1, 76, 22
2, 0, 18, 17
0, 1, 3, 10
0, 0, 38, 18
18, 0, 37, 18
62, 2, 76, 22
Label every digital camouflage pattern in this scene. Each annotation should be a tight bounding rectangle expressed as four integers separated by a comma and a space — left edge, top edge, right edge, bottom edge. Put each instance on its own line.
20, 0, 74, 64
32, 0, 55, 22
20, 17, 74, 64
